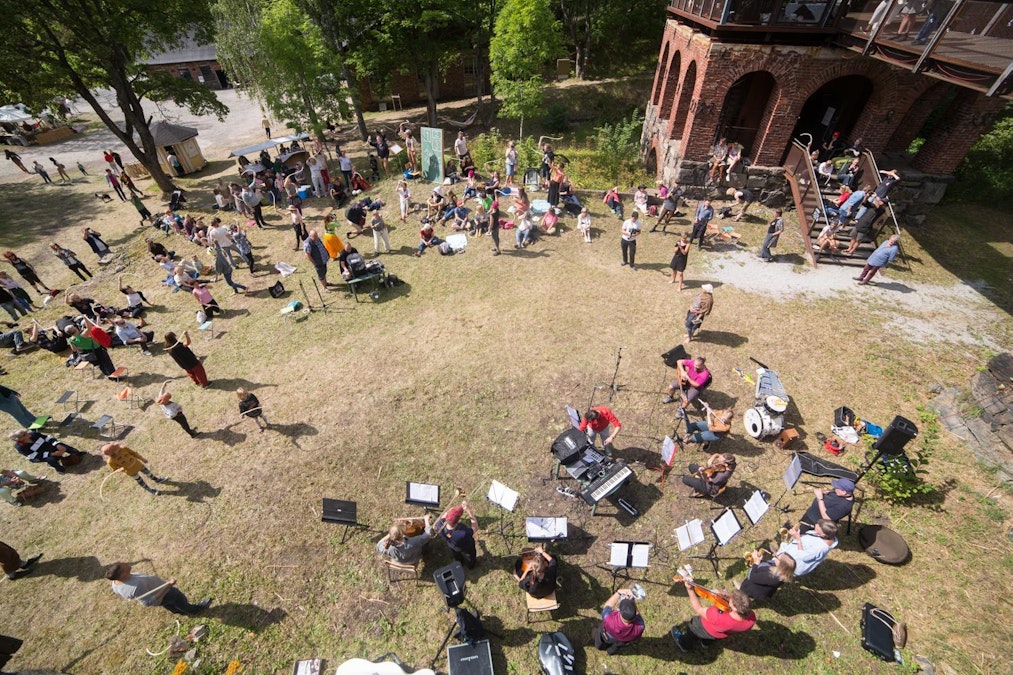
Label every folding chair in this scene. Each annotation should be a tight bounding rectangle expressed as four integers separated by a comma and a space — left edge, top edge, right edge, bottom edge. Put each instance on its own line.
75, 360, 99, 379
28, 415, 51, 431
198, 320, 215, 340
381, 557, 420, 587
525, 591, 560, 624
108, 367, 128, 382
55, 390, 79, 413
92, 414, 117, 438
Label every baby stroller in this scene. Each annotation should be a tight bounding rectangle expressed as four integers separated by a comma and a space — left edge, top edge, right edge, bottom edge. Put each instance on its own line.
523, 168, 541, 192
168, 190, 187, 211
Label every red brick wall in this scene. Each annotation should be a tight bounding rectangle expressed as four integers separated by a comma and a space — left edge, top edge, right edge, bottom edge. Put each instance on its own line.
884, 83, 954, 153
911, 90, 1007, 174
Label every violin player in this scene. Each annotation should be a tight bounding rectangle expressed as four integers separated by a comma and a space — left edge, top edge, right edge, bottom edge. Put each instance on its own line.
682, 453, 736, 498
670, 583, 755, 651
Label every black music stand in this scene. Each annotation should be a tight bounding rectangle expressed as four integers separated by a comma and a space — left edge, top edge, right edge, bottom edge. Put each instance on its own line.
599, 541, 651, 592
525, 517, 568, 543
688, 509, 741, 577
321, 498, 364, 544
405, 481, 441, 512
770, 454, 803, 514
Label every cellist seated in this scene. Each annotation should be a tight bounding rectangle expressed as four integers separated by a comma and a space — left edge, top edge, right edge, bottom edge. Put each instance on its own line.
512, 546, 558, 599
681, 453, 736, 498
376, 515, 434, 565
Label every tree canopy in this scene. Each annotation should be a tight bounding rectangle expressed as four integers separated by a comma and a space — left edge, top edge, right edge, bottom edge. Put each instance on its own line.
214, 0, 349, 141
490, 0, 563, 136
0, 0, 228, 194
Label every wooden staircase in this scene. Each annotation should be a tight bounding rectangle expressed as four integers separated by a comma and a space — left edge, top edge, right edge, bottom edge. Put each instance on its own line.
783, 141, 902, 268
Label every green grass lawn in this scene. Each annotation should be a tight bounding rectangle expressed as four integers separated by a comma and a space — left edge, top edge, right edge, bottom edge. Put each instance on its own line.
0, 161, 1010, 675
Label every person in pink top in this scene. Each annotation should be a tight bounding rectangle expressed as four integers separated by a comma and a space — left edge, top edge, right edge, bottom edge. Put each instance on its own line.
578, 406, 622, 454
191, 283, 220, 318
663, 356, 712, 414
594, 588, 645, 653
671, 585, 756, 651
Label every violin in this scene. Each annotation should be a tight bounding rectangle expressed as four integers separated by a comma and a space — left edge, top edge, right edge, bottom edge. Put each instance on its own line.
673, 572, 731, 612
700, 463, 730, 479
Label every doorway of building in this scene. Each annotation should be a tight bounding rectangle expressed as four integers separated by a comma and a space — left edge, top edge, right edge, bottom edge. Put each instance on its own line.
716, 71, 777, 155
786, 75, 873, 161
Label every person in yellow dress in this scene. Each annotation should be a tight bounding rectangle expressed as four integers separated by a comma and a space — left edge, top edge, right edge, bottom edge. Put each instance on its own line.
102, 442, 165, 495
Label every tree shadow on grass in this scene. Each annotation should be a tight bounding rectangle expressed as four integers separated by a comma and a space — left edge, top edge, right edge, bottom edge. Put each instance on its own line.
204, 603, 287, 631
0, 182, 110, 246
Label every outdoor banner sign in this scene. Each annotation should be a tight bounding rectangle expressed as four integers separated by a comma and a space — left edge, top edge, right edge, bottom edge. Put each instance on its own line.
420, 126, 444, 183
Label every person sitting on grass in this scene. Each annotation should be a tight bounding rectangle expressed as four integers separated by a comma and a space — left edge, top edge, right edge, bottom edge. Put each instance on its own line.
117, 277, 153, 318
111, 316, 153, 355
414, 224, 442, 257
514, 211, 535, 249
682, 403, 733, 449
426, 188, 447, 221
681, 452, 736, 497
10, 429, 85, 473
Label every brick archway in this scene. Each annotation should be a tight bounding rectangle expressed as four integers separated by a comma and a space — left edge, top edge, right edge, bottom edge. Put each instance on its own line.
651, 42, 670, 105
659, 51, 683, 121
715, 71, 778, 157
670, 60, 697, 140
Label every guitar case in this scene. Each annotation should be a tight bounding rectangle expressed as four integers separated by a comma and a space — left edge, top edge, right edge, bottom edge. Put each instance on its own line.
551, 428, 588, 466
860, 602, 904, 662
858, 525, 910, 565
661, 344, 689, 368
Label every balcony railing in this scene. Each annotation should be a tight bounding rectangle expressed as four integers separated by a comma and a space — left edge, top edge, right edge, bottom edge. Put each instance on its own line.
667, 0, 849, 29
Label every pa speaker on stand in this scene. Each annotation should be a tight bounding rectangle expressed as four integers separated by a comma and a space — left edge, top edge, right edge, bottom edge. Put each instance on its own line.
872, 416, 918, 455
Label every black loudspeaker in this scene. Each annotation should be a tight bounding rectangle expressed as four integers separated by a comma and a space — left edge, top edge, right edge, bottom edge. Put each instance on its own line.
661, 344, 689, 368
268, 281, 285, 298
551, 428, 588, 465
872, 415, 918, 455
434, 562, 466, 608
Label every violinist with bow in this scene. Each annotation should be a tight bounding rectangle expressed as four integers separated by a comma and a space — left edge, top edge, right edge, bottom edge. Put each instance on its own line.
512, 545, 558, 599
681, 452, 736, 498
670, 576, 755, 651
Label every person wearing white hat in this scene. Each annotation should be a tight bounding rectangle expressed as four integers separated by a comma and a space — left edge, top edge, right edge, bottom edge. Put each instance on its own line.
685, 285, 714, 342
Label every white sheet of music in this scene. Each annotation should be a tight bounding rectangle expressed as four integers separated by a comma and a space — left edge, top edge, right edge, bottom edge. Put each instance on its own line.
661, 436, 677, 465
782, 454, 803, 491
743, 491, 769, 525
526, 517, 567, 539
676, 519, 705, 551
712, 510, 742, 546
609, 543, 629, 567
631, 544, 651, 568
408, 482, 439, 505
488, 480, 519, 512
565, 405, 581, 429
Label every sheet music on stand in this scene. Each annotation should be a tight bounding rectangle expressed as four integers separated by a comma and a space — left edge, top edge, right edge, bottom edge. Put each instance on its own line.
525, 517, 568, 541
609, 541, 651, 568
565, 405, 581, 429
743, 490, 769, 526
711, 509, 742, 546
782, 454, 803, 492
675, 519, 705, 551
406, 482, 440, 507
487, 480, 519, 512
661, 436, 677, 466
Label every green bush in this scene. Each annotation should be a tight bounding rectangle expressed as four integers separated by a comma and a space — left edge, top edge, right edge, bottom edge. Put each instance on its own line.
543, 102, 569, 133
866, 407, 939, 504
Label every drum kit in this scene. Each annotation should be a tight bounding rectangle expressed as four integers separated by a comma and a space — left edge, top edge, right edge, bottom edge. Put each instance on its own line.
743, 366, 791, 439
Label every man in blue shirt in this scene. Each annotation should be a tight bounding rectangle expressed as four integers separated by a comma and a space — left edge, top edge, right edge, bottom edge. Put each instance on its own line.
690, 199, 714, 249
855, 234, 901, 285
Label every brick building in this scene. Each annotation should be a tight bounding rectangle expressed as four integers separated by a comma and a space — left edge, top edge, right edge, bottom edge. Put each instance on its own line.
143, 38, 230, 90
356, 50, 489, 111
643, 0, 1011, 184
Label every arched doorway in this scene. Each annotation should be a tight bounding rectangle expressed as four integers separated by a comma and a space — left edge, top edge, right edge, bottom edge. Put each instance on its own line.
652, 43, 670, 105
787, 75, 873, 158
670, 60, 697, 140
715, 71, 777, 155
659, 51, 682, 121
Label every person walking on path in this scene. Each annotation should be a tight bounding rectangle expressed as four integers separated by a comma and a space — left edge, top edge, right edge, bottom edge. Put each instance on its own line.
49, 158, 72, 184
105, 169, 126, 201
241, 185, 267, 229
855, 234, 901, 285
106, 562, 211, 614
101, 442, 165, 495
0, 385, 37, 428
685, 284, 714, 342
262, 115, 271, 139
620, 212, 642, 270
0, 541, 42, 581
76, 161, 88, 176
212, 244, 247, 294
50, 243, 92, 281
4, 150, 28, 173
156, 382, 198, 438
758, 209, 784, 262
690, 199, 714, 249
2, 252, 49, 295
164, 331, 210, 388
32, 161, 52, 185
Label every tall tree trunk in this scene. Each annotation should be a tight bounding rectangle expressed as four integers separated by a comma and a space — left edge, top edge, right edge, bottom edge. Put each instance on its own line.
422, 62, 438, 128
341, 62, 369, 142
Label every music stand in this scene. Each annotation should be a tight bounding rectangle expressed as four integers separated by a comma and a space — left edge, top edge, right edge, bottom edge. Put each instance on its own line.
770, 454, 803, 513
321, 498, 363, 544
487, 480, 520, 546
405, 481, 441, 512
646, 436, 678, 489
674, 519, 705, 551
688, 509, 741, 576
742, 490, 770, 529
601, 541, 651, 591
525, 517, 567, 543
564, 405, 581, 429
